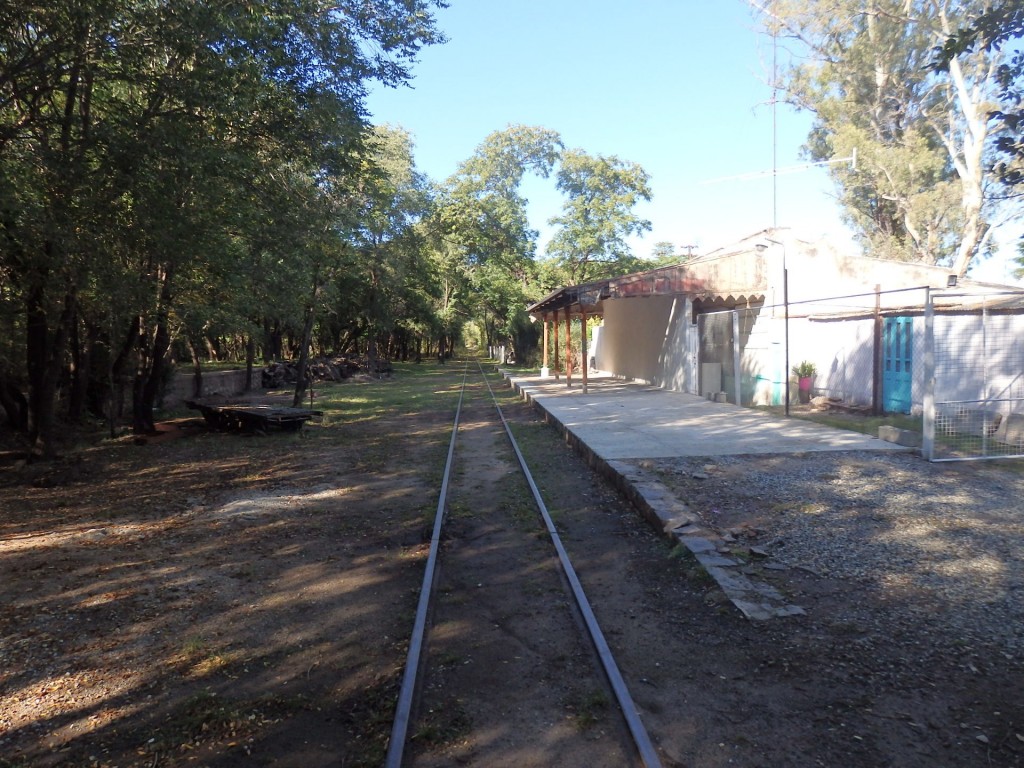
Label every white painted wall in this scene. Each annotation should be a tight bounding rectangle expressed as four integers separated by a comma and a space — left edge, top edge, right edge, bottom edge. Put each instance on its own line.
585, 233, 1023, 410
595, 295, 693, 391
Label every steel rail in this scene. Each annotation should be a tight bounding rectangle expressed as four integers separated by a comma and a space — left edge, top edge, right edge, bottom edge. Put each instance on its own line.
383, 365, 468, 768
479, 362, 664, 768
386, 361, 662, 767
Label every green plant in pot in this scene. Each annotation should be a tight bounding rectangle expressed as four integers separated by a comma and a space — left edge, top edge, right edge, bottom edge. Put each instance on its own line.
792, 361, 816, 403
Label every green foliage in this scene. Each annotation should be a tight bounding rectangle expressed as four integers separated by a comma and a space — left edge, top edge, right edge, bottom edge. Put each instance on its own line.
441, 125, 562, 271
792, 361, 816, 378
935, 2, 1024, 277
759, 0, 1007, 275
0, 0, 447, 451
546, 149, 652, 283
649, 241, 692, 265
434, 125, 562, 360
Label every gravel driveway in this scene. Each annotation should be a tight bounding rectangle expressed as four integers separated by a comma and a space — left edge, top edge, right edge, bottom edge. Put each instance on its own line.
650, 451, 1024, 654
606, 450, 1023, 764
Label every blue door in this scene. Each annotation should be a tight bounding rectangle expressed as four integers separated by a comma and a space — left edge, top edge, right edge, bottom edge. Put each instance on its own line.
883, 317, 913, 413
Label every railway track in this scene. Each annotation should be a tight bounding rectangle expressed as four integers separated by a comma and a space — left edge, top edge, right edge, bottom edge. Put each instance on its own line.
384, 361, 663, 767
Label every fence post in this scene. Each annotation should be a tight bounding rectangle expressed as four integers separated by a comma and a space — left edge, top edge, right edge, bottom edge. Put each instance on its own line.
732, 310, 742, 405
982, 297, 990, 456
922, 287, 935, 460
872, 285, 881, 415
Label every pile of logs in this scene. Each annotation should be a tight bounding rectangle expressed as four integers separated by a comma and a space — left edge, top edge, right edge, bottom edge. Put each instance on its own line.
261, 356, 392, 388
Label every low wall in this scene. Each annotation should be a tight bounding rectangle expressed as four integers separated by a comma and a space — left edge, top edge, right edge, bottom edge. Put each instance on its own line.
163, 369, 261, 408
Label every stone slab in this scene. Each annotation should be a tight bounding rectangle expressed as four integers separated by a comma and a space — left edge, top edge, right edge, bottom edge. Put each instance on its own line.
878, 425, 922, 448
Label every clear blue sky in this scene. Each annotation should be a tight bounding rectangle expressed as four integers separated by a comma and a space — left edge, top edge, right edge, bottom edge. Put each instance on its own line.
365, 0, 1019, 281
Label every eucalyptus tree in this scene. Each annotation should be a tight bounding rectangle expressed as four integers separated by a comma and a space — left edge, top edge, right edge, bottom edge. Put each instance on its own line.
757, 0, 1007, 275
937, 2, 1024, 277
546, 149, 652, 284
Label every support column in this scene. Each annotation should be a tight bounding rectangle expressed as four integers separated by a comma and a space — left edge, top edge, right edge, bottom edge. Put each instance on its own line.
564, 305, 572, 388
541, 314, 550, 378
581, 305, 588, 394
552, 314, 560, 381
731, 310, 741, 405
923, 287, 935, 461
872, 284, 882, 416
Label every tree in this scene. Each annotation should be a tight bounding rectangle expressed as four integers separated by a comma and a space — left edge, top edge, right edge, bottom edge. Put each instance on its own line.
546, 149, 652, 283
0, 0, 447, 454
341, 124, 435, 364
437, 125, 562, 360
936, 2, 1024, 278
650, 241, 697, 266
757, 0, 1008, 275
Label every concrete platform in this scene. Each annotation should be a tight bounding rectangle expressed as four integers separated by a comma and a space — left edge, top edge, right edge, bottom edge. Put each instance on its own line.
505, 370, 905, 459
502, 370, 910, 620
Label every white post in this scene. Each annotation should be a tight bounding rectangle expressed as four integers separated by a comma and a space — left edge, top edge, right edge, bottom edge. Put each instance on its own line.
732, 310, 742, 405
923, 288, 935, 460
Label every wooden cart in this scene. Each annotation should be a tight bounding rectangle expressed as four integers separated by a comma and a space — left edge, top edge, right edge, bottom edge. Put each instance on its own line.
186, 401, 321, 434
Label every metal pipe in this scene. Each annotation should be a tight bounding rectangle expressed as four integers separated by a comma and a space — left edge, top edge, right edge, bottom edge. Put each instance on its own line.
784, 264, 790, 417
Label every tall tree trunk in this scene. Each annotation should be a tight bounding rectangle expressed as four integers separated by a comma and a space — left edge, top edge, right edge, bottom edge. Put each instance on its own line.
292, 272, 320, 408
245, 334, 255, 392
67, 313, 89, 423
0, 376, 29, 433
292, 303, 316, 407
186, 329, 204, 399
25, 265, 76, 459
133, 265, 175, 434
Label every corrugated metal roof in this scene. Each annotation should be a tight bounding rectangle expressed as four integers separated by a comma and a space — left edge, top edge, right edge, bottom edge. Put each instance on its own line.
526, 264, 759, 318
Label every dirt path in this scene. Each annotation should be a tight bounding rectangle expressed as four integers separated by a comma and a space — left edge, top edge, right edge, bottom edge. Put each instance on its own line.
409, 376, 632, 766
2, 362, 1023, 767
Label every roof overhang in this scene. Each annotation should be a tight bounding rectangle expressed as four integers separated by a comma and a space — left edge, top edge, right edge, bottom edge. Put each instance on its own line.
527, 264, 762, 319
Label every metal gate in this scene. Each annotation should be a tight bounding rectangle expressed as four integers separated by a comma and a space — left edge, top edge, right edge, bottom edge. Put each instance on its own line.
924, 291, 1024, 462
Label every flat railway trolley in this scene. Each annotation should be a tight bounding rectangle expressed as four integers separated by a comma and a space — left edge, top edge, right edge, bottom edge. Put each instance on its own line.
186, 400, 321, 433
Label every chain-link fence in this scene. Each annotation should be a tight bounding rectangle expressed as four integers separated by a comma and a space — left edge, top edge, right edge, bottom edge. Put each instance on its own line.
696, 287, 1024, 462
925, 291, 1024, 462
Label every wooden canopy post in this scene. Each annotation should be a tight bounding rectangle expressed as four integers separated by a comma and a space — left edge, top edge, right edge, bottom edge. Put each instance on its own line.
552, 314, 560, 380
580, 305, 588, 394
541, 313, 550, 377
564, 305, 572, 388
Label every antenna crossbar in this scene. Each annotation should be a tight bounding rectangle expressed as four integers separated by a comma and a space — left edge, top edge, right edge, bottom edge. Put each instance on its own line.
700, 149, 856, 186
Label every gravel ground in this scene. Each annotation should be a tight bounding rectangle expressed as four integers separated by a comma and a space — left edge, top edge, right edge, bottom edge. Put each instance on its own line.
649, 451, 1024, 656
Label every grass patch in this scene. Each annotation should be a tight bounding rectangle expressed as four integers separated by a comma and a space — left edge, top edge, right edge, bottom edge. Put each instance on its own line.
669, 544, 716, 586
181, 635, 208, 658
448, 499, 474, 520
565, 689, 609, 730
760, 405, 920, 437
411, 700, 471, 747
145, 691, 309, 757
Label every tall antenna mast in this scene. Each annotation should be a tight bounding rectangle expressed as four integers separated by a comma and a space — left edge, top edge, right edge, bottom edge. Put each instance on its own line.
772, 0, 778, 231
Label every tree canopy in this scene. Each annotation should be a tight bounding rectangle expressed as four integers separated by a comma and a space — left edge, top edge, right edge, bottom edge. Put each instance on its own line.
546, 150, 652, 284
934, 2, 1024, 277
0, 4, 667, 457
0, 0, 446, 455
757, 0, 1014, 276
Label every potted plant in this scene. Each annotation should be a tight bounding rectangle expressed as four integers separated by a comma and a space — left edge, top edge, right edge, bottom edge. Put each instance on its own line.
792, 361, 816, 404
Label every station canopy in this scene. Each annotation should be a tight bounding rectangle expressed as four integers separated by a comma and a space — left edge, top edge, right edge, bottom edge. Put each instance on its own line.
526, 264, 763, 320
